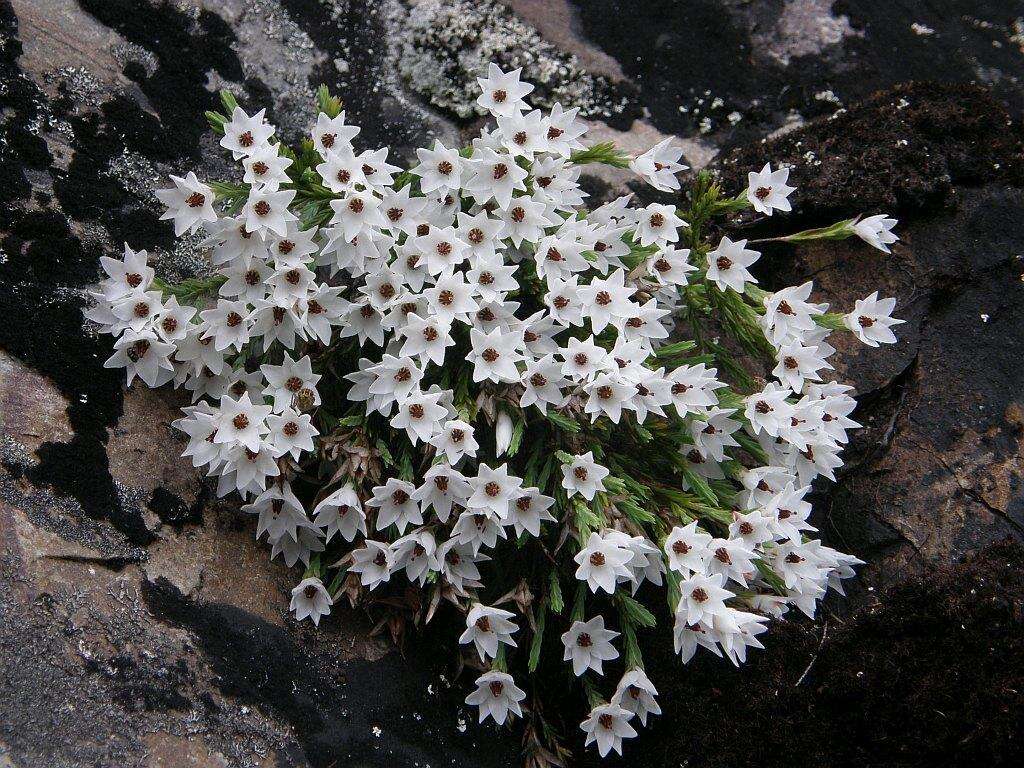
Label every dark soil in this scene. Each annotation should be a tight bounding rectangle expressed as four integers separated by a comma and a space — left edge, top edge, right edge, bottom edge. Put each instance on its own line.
717, 82, 1024, 226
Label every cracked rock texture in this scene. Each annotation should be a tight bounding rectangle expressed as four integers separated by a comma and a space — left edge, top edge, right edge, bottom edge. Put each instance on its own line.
1, 1, 1022, 767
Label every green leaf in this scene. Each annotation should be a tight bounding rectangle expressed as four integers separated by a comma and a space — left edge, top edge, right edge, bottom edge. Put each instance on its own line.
680, 463, 719, 509
622, 622, 644, 670
507, 415, 525, 458
205, 110, 226, 135
570, 582, 586, 623
781, 218, 857, 243
545, 410, 580, 433
219, 89, 238, 115
548, 570, 564, 614
569, 141, 631, 168
615, 592, 657, 629
528, 603, 547, 673
815, 312, 849, 331
654, 340, 698, 359
315, 84, 343, 118
376, 439, 395, 468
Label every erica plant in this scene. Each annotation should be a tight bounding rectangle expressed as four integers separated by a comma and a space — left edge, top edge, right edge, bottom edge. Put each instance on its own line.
88, 64, 903, 763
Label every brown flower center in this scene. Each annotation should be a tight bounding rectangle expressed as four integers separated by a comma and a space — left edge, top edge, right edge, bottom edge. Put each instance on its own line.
186, 192, 205, 208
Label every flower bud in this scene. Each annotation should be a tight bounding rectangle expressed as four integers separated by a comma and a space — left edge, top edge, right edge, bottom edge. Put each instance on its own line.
495, 411, 513, 457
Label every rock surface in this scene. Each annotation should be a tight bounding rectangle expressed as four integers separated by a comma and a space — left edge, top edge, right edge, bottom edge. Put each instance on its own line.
1, 1, 1023, 767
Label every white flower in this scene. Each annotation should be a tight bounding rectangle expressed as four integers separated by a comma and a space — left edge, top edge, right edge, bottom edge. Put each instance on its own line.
459, 604, 518, 661
583, 373, 634, 424
706, 236, 760, 293
728, 510, 773, 548
312, 485, 366, 543
573, 531, 634, 594
465, 671, 526, 725
368, 478, 421, 534
154, 172, 217, 236
348, 540, 394, 589
560, 337, 609, 381
392, 529, 437, 585
424, 270, 479, 323
762, 281, 825, 347
676, 572, 732, 625
428, 419, 479, 464
845, 291, 903, 346
412, 139, 465, 194
317, 145, 365, 193
581, 703, 637, 757
311, 111, 359, 155
520, 354, 568, 413
853, 213, 899, 253
634, 203, 684, 247
103, 329, 176, 387
413, 464, 471, 522
242, 143, 293, 191
98, 244, 154, 301
746, 162, 796, 215
744, 382, 795, 438
705, 537, 758, 585
435, 538, 489, 593
464, 148, 528, 209
664, 521, 713, 574
199, 299, 251, 352
389, 389, 447, 445
467, 463, 522, 519
476, 63, 534, 117
673, 616, 723, 663
261, 354, 321, 413
212, 392, 272, 453
242, 187, 298, 239
612, 668, 661, 726
267, 408, 317, 459
220, 106, 275, 159
289, 577, 333, 626
561, 452, 609, 501
506, 489, 556, 537
648, 246, 695, 287
666, 363, 724, 416
772, 340, 832, 393
562, 615, 619, 676
542, 102, 587, 157
469, 326, 522, 383
630, 137, 687, 192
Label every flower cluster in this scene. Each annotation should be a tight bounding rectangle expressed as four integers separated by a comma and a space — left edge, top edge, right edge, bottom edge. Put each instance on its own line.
89, 67, 902, 762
